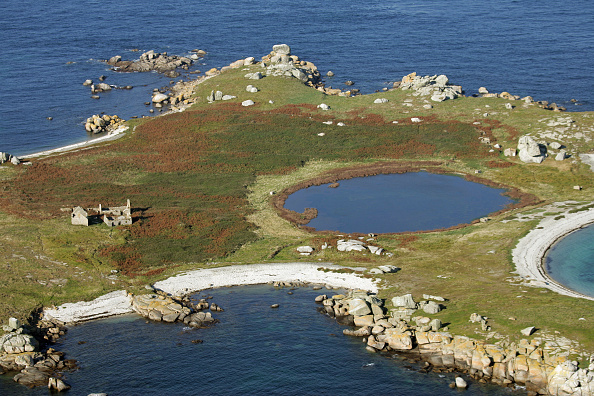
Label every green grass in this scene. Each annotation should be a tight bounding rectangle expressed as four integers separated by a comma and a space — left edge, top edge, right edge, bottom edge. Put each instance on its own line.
0, 60, 593, 355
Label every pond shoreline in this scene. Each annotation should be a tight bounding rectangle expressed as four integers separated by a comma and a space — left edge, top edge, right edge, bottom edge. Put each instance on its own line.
272, 161, 541, 235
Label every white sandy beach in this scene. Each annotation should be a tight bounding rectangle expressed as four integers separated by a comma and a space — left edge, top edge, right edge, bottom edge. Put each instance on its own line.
43, 262, 378, 323
512, 205, 594, 300
22, 126, 129, 159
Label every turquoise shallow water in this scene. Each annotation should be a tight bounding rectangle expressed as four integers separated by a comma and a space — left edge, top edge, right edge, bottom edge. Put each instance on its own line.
0, 285, 519, 395
283, 172, 516, 234
545, 224, 594, 298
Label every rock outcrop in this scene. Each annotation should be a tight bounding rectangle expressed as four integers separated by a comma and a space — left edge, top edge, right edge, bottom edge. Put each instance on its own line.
518, 135, 547, 163
316, 293, 594, 395
84, 114, 125, 134
130, 293, 218, 328
399, 72, 463, 102
260, 44, 321, 86
1, 318, 75, 391
0, 152, 20, 165
106, 50, 193, 76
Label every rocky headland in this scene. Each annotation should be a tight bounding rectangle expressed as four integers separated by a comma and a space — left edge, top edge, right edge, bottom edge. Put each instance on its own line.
317, 291, 594, 396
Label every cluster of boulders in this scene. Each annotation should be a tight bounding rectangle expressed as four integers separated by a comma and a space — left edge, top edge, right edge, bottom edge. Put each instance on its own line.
206, 90, 236, 102
1, 317, 74, 391
477, 88, 566, 111
130, 293, 219, 328
515, 135, 569, 164
105, 50, 195, 78
397, 72, 463, 102
84, 114, 125, 134
150, 80, 199, 112
0, 152, 20, 165
317, 292, 594, 395
261, 44, 321, 86
297, 238, 392, 257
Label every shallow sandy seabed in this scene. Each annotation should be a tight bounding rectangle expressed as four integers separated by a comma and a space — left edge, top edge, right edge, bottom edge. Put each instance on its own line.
512, 205, 594, 300
43, 262, 378, 323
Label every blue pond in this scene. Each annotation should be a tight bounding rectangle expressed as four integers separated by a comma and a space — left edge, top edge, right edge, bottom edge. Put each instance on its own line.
0, 285, 518, 395
283, 172, 516, 234
545, 224, 594, 298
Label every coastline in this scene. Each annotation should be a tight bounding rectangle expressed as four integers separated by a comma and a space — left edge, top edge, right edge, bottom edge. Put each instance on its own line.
21, 125, 129, 160
512, 204, 594, 300
18, 74, 215, 161
43, 262, 377, 324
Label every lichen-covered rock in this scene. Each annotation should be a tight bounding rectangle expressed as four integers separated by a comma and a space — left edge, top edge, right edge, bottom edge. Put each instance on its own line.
353, 315, 375, 327
392, 294, 417, 309
131, 293, 191, 324
84, 114, 124, 134
0, 333, 39, 354
348, 299, 371, 316
378, 328, 413, 350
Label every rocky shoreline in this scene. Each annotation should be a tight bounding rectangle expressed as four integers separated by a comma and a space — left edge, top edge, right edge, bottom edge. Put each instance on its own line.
3, 259, 593, 394
2, 263, 374, 392
316, 290, 594, 396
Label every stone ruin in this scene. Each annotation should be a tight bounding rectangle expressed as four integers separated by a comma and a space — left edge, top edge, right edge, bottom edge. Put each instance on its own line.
99, 199, 132, 226
70, 200, 132, 227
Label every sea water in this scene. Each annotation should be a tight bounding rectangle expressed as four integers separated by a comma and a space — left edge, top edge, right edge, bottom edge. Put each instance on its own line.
1, 0, 593, 156
0, 1, 592, 393
545, 224, 594, 298
283, 172, 516, 233
1, 285, 520, 395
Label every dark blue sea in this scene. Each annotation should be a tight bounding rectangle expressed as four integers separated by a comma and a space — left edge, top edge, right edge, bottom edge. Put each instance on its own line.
1, 285, 520, 395
1, 0, 593, 156
283, 172, 515, 233
1, 1, 592, 394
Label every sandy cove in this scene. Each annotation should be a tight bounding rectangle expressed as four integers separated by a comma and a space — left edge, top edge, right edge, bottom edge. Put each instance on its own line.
43, 262, 378, 323
512, 204, 594, 300
22, 126, 129, 160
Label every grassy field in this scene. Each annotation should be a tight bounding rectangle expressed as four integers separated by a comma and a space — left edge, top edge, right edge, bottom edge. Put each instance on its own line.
1, 59, 593, 354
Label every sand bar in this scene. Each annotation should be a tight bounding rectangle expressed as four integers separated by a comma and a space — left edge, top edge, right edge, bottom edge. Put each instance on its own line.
43, 263, 377, 323
512, 205, 594, 300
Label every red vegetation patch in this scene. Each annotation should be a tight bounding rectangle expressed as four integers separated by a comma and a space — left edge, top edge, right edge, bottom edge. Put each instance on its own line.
486, 160, 515, 168
99, 245, 143, 276
396, 234, 420, 249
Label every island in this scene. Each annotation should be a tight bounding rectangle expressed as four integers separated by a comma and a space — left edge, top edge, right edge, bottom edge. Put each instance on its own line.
1, 45, 593, 395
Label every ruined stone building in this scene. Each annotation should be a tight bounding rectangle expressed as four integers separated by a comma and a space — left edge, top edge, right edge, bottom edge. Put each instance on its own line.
100, 199, 132, 227
71, 206, 89, 226
70, 200, 132, 226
